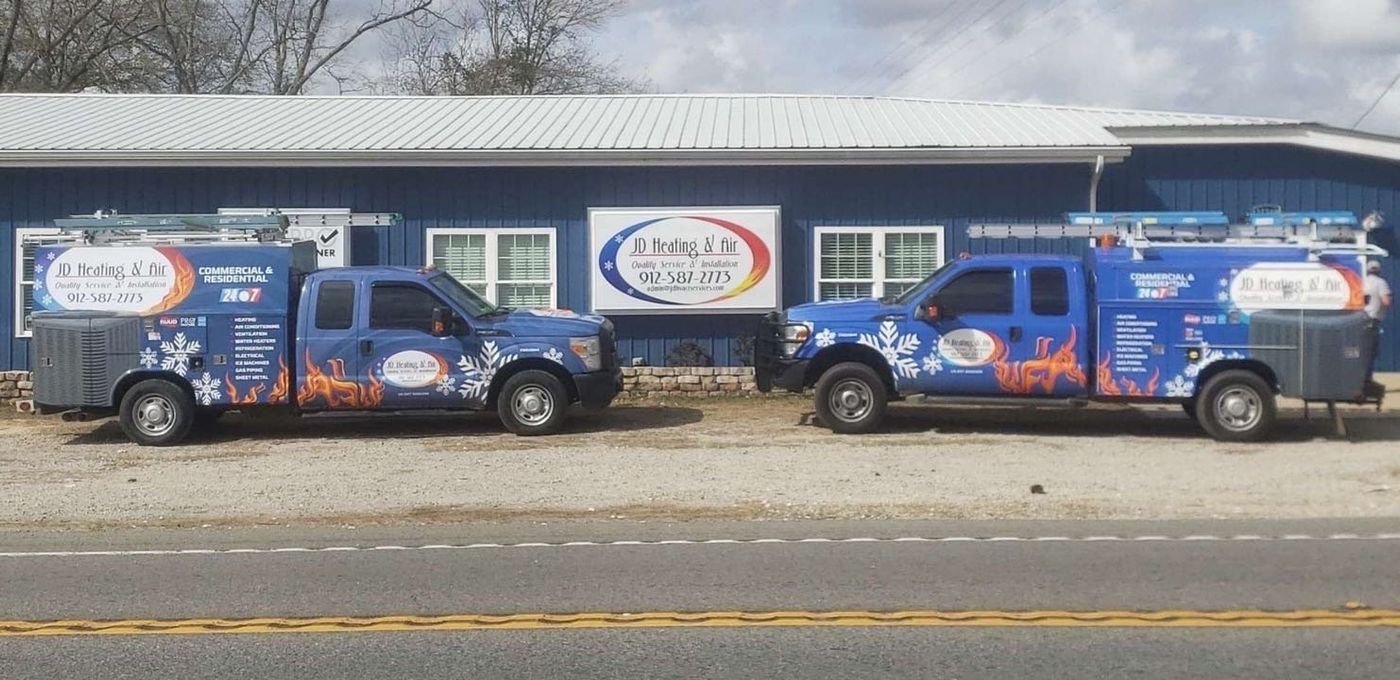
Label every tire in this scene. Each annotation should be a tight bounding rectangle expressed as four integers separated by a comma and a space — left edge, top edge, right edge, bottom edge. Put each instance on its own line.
814, 361, 888, 434
118, 379, 195, 446
1195, 369, 1276, 442
498, 370, 569, 436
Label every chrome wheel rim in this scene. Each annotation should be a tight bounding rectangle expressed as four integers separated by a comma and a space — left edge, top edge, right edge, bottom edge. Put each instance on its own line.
1214, 386, 1262, 432
828, 378, 874, 423
513, 385, 555, 426
134, 394, 176, 437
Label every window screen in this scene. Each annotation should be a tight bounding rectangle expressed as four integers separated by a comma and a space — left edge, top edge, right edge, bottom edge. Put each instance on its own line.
431, 232, 488, 296
496, 233, 552, 307
369, 284, 441, 333
1030, 267, 1069, 316
818, 232, 873, 300
934, 269, 1014, 315
314, 281, 355, 330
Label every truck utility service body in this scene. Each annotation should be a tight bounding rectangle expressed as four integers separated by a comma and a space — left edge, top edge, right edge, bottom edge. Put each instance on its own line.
757, 210, 1386, 441
30, 214, 620, 445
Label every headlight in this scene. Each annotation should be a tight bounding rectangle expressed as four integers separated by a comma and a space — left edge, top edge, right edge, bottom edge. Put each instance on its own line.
780, 323, 811, 358
569, 336, 602, 371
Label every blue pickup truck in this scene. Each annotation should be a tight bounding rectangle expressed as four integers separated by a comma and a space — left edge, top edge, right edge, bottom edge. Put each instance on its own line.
29, 213, 620, 445
757, 210, 1386, 441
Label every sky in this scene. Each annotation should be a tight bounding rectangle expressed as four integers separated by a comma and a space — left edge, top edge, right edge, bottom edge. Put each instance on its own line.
580, 0, 1400, 136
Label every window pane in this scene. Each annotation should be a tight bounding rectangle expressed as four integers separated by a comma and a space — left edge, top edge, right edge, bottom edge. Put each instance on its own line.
498, 283, 552, 308
432, 233, 486, 284
498, 234, 551, 282
884, 232, 940, 280
314, 281, 355, 330
819, 282, 872, 301
819, 232, 872, 279
933, 269, 1013, 315
369, 284, 441, 333
884, 281, 918, 298
1030, 267, 1070, 316
20, 283, 33, 332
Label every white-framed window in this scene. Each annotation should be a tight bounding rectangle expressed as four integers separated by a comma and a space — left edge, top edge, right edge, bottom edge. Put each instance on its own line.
14, 228, 80, 338
425, 228, 557, 308
813, 226, 944, 301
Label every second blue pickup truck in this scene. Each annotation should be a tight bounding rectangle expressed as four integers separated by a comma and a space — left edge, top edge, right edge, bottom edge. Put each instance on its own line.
757, 210, 1387, 441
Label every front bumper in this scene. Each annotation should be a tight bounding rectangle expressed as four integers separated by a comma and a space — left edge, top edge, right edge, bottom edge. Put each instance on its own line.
754, 313, 808, 393
574, 368, 622, 409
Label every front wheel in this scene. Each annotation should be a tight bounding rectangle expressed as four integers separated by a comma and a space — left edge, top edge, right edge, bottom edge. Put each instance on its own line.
814, 362, 888, 434
119, 379, 195, 446
1195, 370, 1276, 442
498, 370, 569, 436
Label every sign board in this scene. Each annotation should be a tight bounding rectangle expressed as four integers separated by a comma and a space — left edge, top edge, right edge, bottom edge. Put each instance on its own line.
589, 206, 781, 314
285, 224, 350, 269
218, 208, 402, 269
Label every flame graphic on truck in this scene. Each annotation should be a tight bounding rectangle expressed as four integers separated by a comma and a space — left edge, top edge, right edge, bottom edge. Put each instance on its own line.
1096, 354, 1161, 397
224, 374, 265, 404
146, 247, 197, 314
266, 356, 291, 404
297, 349, 384, 409
991, 326, 1087, 394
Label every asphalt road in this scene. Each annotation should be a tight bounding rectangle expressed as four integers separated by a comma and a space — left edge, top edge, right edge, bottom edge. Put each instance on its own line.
2, 518, 1398, 679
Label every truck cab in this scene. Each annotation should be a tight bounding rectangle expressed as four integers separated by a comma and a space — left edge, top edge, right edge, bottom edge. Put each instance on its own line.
29, 213, 620, 446
757, 210, 1386, 442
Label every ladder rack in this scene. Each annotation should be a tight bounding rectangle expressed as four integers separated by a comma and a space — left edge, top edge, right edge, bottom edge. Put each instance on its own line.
54, 212, 290, 245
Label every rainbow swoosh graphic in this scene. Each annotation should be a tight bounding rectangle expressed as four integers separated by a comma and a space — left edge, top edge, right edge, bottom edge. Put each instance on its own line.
598, 216, 771, 306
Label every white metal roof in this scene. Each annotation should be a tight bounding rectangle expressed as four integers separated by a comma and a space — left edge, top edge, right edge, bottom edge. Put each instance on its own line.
0, 93, 1387, 167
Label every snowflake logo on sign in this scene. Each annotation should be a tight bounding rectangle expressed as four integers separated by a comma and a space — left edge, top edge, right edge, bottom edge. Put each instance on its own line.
457, 340, 517, 401
190, 372, 221, 406
159, 332, 202, 376
858, 320, 920, 381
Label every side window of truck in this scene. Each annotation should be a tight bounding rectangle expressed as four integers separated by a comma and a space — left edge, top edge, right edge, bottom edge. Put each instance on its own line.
314, 281, 355, 330
933, 269, 1013, 315
1030, 267, 1069, 316
369, 284, 442, 334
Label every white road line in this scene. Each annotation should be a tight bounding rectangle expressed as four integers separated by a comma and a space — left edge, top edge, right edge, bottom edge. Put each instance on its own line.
1, 533, 1399, 558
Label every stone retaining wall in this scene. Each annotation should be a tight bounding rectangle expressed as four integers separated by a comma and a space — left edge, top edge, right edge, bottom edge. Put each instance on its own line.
619, 367, 758, 398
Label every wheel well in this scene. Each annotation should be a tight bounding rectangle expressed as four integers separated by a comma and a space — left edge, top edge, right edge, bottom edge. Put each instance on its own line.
111, 371, 191, 407
806, 343, 896, 394
1193, 360, 1279, 397
487, 358, 577, 407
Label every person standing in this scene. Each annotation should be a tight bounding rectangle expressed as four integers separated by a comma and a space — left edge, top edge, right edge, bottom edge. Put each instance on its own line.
1364, 260, 1392, 385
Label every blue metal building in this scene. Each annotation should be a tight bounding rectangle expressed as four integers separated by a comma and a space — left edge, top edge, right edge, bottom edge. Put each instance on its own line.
1, 94, 1396, 370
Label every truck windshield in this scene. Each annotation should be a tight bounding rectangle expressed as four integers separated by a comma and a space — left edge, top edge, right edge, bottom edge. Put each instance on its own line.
429, 274, 499, 318
889, 260, 957, 305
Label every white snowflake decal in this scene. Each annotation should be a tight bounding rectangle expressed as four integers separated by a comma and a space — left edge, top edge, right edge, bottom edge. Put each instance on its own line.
435, 375, 457, 396
858, 320, 921, 381
457, 340, 518, 400
1216, 291, 1231, 302
138, 347, 158, 369
41, 294, 52, 305
33, 263, 43, 274
1163, 374, 1194, 398
33, 280, 43, 291
158, 332, 202, 376
544, 347, 565, 363
190, 372, 221, 406
602, 261, 614, 271
45, 251, 55, 261
1183, 342, 1226, 378
921, 351, 944, 375
813, 328, 836, 348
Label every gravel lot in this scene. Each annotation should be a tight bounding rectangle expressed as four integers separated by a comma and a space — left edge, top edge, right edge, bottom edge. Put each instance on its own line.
2, 395, 1398, 529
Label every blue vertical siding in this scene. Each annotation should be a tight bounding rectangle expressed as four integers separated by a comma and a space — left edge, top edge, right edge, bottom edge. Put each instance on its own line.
1, 144, 1396, 370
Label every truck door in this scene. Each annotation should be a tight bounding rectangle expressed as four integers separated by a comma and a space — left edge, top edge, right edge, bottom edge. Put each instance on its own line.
298, 279, 363, 411
361, 282, 480, 409
1015, 265, 1089, 397
918, 267, 1020, 395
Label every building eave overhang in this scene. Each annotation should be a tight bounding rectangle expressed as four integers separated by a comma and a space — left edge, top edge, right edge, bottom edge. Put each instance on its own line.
1109, 124, 1400, 163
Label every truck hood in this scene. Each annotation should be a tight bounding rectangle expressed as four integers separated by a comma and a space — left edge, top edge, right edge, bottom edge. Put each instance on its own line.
487, 308, 610, 338
784, 298, 904, 323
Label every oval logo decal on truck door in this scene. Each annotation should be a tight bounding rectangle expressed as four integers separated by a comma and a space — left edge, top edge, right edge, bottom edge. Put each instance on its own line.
379, 350, 447, 388
937, 329, 1003, 367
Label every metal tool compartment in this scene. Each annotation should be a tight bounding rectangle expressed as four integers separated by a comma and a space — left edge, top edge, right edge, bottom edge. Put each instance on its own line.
1248, 310, 1370, 400
30, 311, 142, 409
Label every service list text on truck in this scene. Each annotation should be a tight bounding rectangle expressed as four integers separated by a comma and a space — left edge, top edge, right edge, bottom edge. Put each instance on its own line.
756, 210, 1387, 441
30, 214, 621, 445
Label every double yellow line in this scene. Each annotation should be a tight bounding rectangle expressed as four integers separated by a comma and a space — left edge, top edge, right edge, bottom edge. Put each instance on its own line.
4, 609, 1399, 636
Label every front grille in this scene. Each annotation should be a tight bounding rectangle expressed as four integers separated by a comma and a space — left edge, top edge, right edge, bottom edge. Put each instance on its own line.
599, 322, 619, 370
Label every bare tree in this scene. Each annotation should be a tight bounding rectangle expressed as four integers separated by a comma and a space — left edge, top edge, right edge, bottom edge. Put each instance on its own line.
0, 0, 153, 92
256, 0, 432, 95
380, 0, 641, 95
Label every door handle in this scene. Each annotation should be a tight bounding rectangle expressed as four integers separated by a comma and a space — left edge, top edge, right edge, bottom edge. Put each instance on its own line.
1009, 326, 1023, 342
359, 339, 374, 356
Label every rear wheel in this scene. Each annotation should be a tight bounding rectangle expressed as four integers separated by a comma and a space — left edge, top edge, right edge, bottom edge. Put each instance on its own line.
119, 379, 195, 446
814, 361, 888, 434
498, 370, 569, 436
1195, 370, 1276, 442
